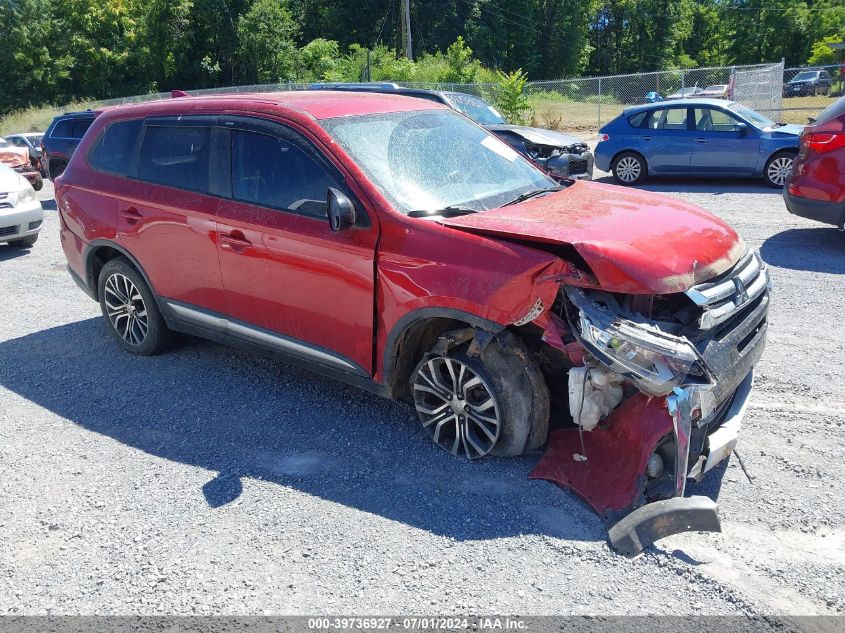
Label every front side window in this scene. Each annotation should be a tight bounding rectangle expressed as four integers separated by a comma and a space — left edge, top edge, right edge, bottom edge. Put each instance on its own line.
138, 126, 211, 193
694, 108, 743, 132
320, 109, 554, 214
728, 103, 775, 129
88, 119, 142, 175
231, 129, 337, 217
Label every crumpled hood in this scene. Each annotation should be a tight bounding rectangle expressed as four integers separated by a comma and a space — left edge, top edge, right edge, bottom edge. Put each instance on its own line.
767, 123, 803, 138
0, 146, 28, 168
439, 181, 745, 295
486, 124, 586, 148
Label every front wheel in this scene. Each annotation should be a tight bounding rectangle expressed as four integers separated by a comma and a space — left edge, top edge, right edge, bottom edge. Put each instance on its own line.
764, 151, 795, 188
31, 174, 43, 191
411, 331, 549, 459
97, 258, 173, 355
611, 151, 647, 185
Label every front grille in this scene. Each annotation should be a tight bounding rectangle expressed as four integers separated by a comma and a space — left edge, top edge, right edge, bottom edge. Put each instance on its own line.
568, 159, 589, 175
685, 250, 769, 330
28, 220, 42, 230
0, 225, 18, 237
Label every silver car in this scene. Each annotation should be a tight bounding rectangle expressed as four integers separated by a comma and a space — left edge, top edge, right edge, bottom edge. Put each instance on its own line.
0, 163, 43, 249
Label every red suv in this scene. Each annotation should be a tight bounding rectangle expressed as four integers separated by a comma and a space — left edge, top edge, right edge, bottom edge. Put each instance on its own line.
784, 96, 845, 231
56, 92, 769, 550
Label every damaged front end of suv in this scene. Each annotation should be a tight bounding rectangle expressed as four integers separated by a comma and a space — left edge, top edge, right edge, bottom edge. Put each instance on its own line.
529, 249, 770, 555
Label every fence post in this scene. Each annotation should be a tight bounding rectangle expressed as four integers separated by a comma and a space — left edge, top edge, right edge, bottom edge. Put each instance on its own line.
597, 77, 602, 128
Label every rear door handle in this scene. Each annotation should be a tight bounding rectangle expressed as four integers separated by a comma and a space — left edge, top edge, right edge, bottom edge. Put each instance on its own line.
220, 231, 252, 251
640, 135, 654, 141
695, 138, 708, 143
119, 207, 143, 224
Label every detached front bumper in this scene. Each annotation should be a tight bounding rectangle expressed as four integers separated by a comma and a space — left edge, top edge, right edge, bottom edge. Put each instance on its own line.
543, 152, 595, 181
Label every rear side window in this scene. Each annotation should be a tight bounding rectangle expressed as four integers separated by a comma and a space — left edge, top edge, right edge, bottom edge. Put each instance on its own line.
643, 107, 688, 130
231, 129, 337, 217
138, 126, 211, 193
88, 120, 142, 175
51, 119, 73, 138
71, 119, 93, 139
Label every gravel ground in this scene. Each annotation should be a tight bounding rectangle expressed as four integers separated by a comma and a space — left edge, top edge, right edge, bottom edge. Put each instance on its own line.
0, 176, 843, 616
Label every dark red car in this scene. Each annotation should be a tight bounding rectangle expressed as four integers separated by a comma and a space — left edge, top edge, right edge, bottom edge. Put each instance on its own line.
784, 96, 845, 232
56, 92, 769, 553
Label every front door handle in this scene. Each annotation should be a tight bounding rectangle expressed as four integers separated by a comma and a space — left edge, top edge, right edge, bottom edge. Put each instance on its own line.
220, 231, 252, 251
695, 138, 708, 143
640, 135, 654, 141
119, 207, 143, 225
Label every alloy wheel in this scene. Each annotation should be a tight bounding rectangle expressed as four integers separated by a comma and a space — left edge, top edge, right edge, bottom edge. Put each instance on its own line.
413, 356, 500, 459
767, 157, 793, 186
103, 273, 149, 346
615, 156, 642, 183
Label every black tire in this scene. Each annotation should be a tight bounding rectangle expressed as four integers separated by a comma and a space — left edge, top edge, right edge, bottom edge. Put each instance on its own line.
6, 234, 38, 248
97, 258, 172, 355
50, 161, 66, 180
763, 150, 796, 188
32, 175, 43, 191
411, 329, 549, 459
611, 151, 647, 186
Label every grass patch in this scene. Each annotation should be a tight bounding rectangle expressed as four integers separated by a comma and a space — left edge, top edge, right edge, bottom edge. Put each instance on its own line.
0, 101, 97, 136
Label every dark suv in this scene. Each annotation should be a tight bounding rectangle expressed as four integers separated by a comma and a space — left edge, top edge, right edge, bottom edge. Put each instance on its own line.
784, 70, 833, 97
42, 111, 96, 179
55, 92, 768, 552
308, 83, 594, 181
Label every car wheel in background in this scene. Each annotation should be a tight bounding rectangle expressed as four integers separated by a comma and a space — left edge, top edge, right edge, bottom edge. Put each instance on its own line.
764, 151, 796, 188
32, 174, 43, 191
411, 331, 549, 459
6, 235, 38, 249
611, 151, 647, 185
97, 258, 173, 355
50, 162, 66, 180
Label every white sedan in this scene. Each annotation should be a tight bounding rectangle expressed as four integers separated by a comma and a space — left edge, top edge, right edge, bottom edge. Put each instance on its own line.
0, 163, 43, 248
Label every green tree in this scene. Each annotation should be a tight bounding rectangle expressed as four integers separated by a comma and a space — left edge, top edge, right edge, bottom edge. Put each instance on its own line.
299, 38, 340, 82
237, 0, 300, 83
492, 68, 531, 124
442, 36, 481, 83
0, 0, 71, 113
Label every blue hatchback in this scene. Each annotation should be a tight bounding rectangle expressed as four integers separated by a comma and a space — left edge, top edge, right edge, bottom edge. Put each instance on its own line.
595, 98, 802, 187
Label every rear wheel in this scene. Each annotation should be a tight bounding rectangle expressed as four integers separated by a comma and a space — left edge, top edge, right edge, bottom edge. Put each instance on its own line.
611, 151, 647, 185
764, 151, 795, 188
411, 331, 549, 459
97, 258, 172, 355
50, 161, 66, 180
31, 174, 43, 191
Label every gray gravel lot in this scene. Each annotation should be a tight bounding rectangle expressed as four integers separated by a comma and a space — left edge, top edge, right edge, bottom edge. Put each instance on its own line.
1, 176, 843, 616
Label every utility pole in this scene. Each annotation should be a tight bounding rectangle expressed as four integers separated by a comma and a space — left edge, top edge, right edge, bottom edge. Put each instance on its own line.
401, 0, 413, 60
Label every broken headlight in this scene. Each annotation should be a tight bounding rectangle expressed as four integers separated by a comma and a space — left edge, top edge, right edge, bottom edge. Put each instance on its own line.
565, 287, 706, 396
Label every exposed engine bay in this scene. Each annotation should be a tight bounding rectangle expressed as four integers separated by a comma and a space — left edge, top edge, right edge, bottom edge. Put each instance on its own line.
528, 249, 770, 554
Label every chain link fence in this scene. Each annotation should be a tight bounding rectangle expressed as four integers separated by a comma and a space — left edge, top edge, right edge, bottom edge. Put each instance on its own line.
99, 61, 842, 135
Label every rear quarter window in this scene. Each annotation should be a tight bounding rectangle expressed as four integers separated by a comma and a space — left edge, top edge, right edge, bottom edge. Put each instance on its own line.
627, 112, 647, 128
88, 119, 142, 176
51, 119, 73, 138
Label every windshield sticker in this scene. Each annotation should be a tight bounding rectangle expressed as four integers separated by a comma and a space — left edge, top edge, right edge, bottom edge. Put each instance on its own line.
481, 135, 519, 162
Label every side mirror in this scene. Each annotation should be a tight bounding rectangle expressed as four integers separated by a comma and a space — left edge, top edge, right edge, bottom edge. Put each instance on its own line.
736, 122, 748, 136
327, 187, 356, 232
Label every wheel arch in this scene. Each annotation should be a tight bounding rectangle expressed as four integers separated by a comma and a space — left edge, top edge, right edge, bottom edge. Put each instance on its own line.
84, 240, 156, 303
382, 307, 506, 402
610, 148, 651, 172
